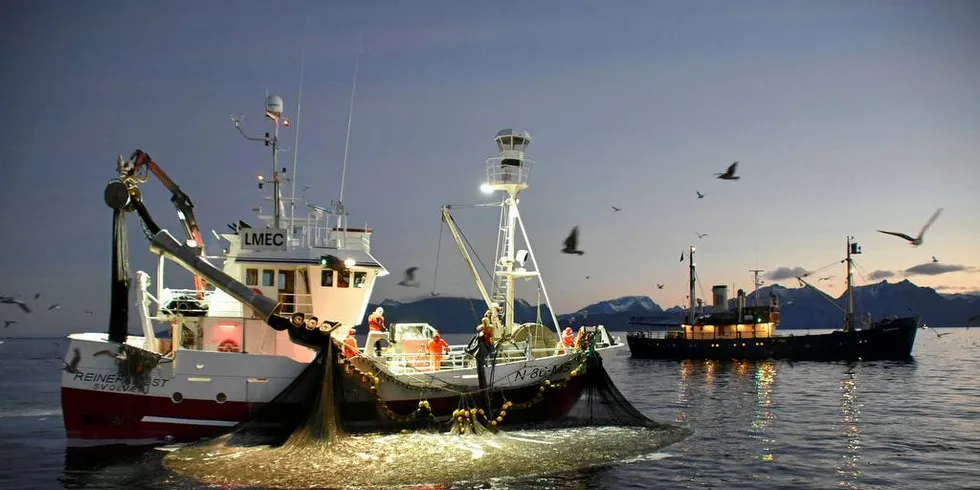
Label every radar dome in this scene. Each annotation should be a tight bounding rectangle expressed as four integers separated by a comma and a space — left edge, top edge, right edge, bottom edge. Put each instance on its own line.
265, 95, 284, 116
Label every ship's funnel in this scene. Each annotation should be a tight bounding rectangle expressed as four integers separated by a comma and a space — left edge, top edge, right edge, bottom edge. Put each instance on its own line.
149, 230, 284, 326
712, 285, 728, 313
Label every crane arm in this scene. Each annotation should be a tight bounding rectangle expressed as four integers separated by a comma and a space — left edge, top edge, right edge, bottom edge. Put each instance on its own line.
119, 149, 209, 293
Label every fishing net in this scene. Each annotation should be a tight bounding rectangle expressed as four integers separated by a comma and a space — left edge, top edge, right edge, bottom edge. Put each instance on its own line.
164, 336, 689, 488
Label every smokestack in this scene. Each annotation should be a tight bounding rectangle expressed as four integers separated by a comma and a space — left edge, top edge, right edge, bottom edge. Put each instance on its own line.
712, 285, 728, 313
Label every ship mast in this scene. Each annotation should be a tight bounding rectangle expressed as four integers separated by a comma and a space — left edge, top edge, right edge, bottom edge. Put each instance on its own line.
844, 235, 861, 332
750, 269, 764, 306
688, 245, 696, 323
232, 95, 290, 231
481, 129, 559, 337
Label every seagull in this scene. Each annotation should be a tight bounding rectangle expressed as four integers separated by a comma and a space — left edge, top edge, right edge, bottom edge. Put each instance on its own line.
93, 349, 128, 361
561, 226, 584, 255
696, 191, 704, 199
818, 276, 832, 282
0, 296, 31, 313
715, 161, 740, 180
34, 293, 41, 300
876, 207, 943, 247
611, 206, 622, 212
84, 310, 94, 315
657, 284, 665, 289
396, 267, 420, 287
63, 348, 81, 374
932, 256, 938, 263
696, 232, 708, 239
679, 252, 684, 262
929, 328, 952, 339
3, 320, 15, 328
585, 276, 590, 279
48, 303, 61, 311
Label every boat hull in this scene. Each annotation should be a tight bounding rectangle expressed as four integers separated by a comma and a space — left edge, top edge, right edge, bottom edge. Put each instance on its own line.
61, 333, 613, 446
626, 316, 919, 362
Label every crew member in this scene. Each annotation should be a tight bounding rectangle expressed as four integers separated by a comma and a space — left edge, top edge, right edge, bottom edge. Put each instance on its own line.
343, 328, 359, 358
368, 307, 387, 332
561, 326, 574, 352
426, 331, 450, 371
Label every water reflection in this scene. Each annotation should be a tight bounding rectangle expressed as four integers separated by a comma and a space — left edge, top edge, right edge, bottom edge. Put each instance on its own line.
751, 361, 776, 462
837, 366, 862, 488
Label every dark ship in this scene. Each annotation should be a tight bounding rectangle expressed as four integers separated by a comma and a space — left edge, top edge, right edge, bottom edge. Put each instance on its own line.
626, 237, 919, 361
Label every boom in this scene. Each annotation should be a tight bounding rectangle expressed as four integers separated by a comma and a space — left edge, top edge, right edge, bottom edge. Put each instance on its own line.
117, 150, 209, 294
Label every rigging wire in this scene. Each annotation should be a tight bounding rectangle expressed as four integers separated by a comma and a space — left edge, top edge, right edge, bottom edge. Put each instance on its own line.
431, 220, 445, 296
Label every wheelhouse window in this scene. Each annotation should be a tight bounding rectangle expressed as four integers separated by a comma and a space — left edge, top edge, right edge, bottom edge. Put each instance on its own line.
262, 269, 275, 287
337, 271, 350, 288
353, 271, 367, 288
320, 269, 334, 287
245, 268, 258, 286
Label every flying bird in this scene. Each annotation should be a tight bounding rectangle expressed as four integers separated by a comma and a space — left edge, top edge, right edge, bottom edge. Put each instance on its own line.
0, 296, 31, 313
696, 232, 708, 239
84, 310, 93, 315
63, 348, 81, 374
48, 303, 61, 311
561, 226, 584, 255
715, 161, 740, 180
696, 191, 704, 199
585, 276, 590, 279
679, 252, 684, 262
3, 320, 15, 328
657, 284, 665, 289
876, 207, 943, 247
611, 206, 622, 212
34, 293, 41, 300
93, 349, 128, 361
932, 256, 938, 263
818, 276, 832, 282
396, 267, 420, 287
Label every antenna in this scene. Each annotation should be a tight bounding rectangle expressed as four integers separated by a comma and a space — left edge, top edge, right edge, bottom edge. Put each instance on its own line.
337, 41, 361, 230
288, 37, 307, 236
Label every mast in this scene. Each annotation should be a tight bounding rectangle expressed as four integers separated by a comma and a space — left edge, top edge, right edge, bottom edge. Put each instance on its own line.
232, 95, 290, 231
844, 236, 861, 332
750, 269, 764, 306
688, 245, 696, 323
482, 129, 552, 336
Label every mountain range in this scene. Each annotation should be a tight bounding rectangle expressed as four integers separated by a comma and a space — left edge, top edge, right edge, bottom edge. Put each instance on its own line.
365, 280, 980, 334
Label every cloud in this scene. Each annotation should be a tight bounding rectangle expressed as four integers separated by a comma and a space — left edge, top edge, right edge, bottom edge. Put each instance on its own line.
935, 285, 980, 295
903, 263, 977, 276
764, 266, 809, 281
868, 269, 896, 281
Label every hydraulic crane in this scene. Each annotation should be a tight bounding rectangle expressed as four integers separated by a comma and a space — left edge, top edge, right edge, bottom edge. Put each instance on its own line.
115, 149, 209, 295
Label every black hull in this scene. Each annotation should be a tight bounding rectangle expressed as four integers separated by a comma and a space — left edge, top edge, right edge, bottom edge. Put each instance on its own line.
626, 316, 919, 362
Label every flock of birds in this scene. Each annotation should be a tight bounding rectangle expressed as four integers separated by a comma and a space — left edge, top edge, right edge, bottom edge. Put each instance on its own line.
2, 293, 93, 330
391, 160, 947, 301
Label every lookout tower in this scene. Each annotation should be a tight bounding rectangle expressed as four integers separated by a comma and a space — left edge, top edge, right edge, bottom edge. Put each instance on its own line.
483, 129, 534, 197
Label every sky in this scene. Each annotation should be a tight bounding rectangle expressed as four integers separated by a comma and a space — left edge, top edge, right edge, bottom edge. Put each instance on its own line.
1, 0, 978, 337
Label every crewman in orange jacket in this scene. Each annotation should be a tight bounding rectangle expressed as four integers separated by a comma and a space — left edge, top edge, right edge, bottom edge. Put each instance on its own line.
561, 326, 574, 352
368, 307, 386, 332
427, 331, 450, 371
343, 328, 359, 358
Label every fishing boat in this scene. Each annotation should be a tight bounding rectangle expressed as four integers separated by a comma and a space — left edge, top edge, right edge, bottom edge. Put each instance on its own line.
60, 94, 618, 446
625, 238, 919, 361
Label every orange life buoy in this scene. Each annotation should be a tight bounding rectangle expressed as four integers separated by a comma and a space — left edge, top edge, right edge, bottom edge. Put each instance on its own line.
217, 338, 240, 352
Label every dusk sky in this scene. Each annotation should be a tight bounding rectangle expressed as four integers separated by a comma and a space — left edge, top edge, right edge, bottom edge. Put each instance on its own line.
1, 1, 978, 337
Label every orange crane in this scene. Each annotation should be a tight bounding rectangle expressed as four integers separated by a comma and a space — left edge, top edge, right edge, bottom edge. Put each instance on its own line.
117, 149, 209, 295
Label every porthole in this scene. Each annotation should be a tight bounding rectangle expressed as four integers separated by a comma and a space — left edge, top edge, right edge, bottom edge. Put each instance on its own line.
216, 392, 227, 404
172, 392, 184, 403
